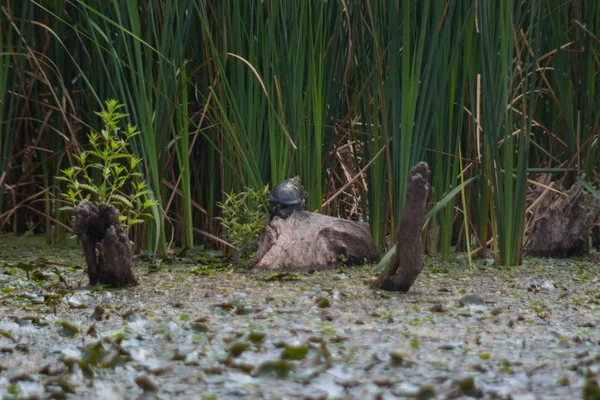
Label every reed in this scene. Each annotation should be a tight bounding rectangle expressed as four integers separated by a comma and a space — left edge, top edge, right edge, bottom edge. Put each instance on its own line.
0, 0, 598, 266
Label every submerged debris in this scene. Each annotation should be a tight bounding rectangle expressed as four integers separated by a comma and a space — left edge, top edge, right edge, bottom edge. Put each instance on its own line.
135, 375, 159, 392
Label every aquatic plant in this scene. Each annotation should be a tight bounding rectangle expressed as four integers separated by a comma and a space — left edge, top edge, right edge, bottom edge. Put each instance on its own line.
57, 99, 157, 232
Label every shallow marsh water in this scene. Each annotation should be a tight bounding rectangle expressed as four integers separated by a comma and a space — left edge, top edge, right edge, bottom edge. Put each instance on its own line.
0, 236, 599, 399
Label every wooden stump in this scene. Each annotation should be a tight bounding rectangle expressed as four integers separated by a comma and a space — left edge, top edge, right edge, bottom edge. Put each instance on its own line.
376, 162, 431, 292
72, 200, 138, 287
526, 177, 600, 258
251, 211, 379, 272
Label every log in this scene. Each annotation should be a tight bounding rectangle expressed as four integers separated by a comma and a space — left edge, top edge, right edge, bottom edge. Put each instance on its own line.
251, 211, 379, 272
72, 200, 138, 287
526, 177, 600, 258
376, 162, 431, 291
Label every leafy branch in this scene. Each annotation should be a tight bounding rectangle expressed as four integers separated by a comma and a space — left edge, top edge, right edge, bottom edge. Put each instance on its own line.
216, 186, 269, 261
57, 99, 157, 232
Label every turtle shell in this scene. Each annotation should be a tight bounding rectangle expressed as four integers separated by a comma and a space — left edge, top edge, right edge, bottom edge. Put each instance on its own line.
268, 176, 308, 206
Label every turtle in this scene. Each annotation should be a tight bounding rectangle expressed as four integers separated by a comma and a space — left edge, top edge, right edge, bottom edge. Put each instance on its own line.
267, 176, 309, 219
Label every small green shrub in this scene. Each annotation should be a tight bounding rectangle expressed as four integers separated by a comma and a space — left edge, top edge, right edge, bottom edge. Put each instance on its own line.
57, 99, 157, 232
217, 186, 269, 261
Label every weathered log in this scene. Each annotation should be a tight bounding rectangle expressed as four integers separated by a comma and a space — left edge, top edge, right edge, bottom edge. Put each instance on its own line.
526, 178, 600, 258
251, 210, 379, 272
376, 162, 431, 292
72, 200, 138, 287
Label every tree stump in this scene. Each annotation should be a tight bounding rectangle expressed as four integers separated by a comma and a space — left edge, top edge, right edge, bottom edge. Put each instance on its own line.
526, 177, 600, 258
251, 211, 379, 272
376, 162, 431, 292
72, 200, 138, 287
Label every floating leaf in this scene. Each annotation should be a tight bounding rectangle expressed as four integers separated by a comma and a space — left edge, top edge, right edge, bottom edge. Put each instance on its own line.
191, 321, 209, 333
58, 321, 80, 337
264, 273, 300, 281
248, 331, 265, 344
0, 330, 14, 340
315, 296, 331, 308
135, 375, 159, 392
16, 262, 36, 279
228, 341, 250, 357
253, 359, 293, 378
281, 344, 309, 360
458, 376, 483, 398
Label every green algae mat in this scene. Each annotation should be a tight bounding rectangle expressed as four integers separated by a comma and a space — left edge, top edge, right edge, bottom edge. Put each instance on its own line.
0, 236, 599, 399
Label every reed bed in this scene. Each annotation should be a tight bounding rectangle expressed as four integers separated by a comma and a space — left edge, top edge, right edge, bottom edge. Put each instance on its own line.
1, 0, 598, 264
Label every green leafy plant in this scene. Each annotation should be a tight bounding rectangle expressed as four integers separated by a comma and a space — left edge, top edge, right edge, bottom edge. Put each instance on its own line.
57, 99, 157, 231
217, 186, 269, 261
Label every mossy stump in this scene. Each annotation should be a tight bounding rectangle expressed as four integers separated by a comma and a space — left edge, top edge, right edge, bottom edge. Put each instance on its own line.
72, 200, 138, 287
